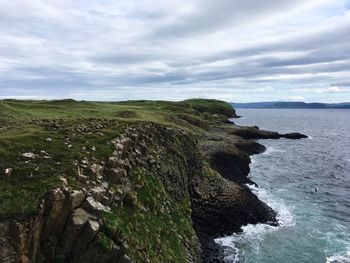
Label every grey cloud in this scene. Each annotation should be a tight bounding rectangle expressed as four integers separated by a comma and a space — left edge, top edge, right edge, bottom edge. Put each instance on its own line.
152, 0, 307, 37
0, 0, 350, 102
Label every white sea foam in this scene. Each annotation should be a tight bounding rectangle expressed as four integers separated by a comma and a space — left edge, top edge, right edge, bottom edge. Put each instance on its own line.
326, 251, 350, 263
215, 185, 294, 262
262, 146, 286, 155
248, 185, 295, 227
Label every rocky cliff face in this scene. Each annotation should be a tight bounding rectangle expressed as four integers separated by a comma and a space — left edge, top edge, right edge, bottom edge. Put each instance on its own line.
1, 123, 203, 263
0, 100, 307, 263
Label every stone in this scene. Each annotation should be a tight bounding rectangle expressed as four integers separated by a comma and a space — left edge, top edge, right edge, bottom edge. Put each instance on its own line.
70, 190, 86, 209
281, 132, 308, 139
22, 152, 35, 159
109, 168, 127, 183
46, 138, 52, 143
83, 196, 111, 216
0, 238, 17, 263
42, 188, 66, 240
90, 186, 106, 202
76, 173, 88, 183
70, 219, 100, 262
90, 164, 104, 177
120, 138, 133, 151
61, 208, 92, 254
108, 156, 120, 167
115, 143, 124, 151
59, 177, 68, 185
81, 158, 88, 165
4, 168, 12, 177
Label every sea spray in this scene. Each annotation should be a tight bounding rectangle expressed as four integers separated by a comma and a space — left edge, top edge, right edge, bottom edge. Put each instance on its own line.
215, 184, 295, 262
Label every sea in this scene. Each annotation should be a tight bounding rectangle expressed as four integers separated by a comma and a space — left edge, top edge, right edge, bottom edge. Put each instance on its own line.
215, 109, 350, 263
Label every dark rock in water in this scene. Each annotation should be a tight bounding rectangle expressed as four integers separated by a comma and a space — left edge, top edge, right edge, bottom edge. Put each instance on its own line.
234, 140, 266, 155
281, 132, 308, 139
228, 126, 308, 140
229, 127, 280, 139
191, 174, 278, 263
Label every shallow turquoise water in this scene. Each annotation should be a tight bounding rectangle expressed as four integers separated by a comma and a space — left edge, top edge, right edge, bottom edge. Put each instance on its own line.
216, 109, 350, 263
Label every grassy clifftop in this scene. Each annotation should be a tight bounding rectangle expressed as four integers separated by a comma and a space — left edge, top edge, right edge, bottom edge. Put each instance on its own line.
0, 99, 236, 124
0, 99, 235, 214
0, 98, 237, 263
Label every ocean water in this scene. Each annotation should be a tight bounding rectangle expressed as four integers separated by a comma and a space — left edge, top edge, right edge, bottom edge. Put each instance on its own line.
215, 109, 350, 263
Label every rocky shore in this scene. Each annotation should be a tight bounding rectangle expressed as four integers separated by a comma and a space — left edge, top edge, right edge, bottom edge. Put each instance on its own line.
0, 99, 307, 263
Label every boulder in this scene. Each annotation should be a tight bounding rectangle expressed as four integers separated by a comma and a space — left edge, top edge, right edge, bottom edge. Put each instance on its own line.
109, 168, 127, 183
70, 190, 86, 209
22, 152, 35, 159
83, 196, 111, 216
61, 208, 93, 254
4, 168, 12, 177
281, 132, 308, 139
71, 219, 100, 262
90, 164, 104, 177
42, 189, 66, 239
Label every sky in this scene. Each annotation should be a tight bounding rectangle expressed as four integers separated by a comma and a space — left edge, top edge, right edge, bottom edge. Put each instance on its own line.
0, 0, 350, 102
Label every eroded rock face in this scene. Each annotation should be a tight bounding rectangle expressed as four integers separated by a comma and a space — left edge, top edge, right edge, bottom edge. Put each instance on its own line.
0, 119, 295, 263
0, 204, 45, 263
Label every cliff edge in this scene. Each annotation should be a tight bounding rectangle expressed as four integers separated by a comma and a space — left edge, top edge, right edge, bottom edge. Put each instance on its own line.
0, 99, 306, 263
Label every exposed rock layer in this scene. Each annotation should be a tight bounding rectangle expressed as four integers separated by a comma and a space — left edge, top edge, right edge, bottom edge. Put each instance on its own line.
0, 114, 307, 263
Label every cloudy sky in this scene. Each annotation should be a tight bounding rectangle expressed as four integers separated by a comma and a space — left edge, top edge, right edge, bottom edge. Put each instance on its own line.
0, 0, 350, 102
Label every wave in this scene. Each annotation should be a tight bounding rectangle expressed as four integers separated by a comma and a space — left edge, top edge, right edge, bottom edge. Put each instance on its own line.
262, 146, 286, 155
326, 251, 350, 263
248, 185, 294, 227
215, 185, 294, 262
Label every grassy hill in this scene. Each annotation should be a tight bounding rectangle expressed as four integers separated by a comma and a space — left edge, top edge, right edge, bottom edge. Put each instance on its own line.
0, 98, 237, 263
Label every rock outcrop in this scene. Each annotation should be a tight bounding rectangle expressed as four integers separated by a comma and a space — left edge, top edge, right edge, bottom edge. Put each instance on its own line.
228, 126, 308, 140
0, 100, 308, 263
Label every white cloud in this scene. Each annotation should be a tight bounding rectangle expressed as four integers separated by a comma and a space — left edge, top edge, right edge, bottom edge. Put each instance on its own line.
322, 86, 343, 93
0, 0, 349, 102
288, 96, 306, 101
295, 86, 346, 94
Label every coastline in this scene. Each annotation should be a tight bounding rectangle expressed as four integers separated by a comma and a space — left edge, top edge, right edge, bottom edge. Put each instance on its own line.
194, 120, 307, 262
0, 99, 308, 263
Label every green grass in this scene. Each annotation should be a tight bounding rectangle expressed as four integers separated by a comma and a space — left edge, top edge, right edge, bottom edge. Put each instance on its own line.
181, 99, 237, 118
0, 119, 127, 215
101, 169, 194, 263
0, 99, 234, 127
0, 98, 234, 260
0, 98, 233, 221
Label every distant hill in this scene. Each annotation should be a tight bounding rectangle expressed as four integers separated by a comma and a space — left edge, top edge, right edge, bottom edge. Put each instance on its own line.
232, 101, 350, 109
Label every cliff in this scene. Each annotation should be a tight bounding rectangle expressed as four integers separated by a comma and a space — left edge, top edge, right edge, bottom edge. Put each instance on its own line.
0, 99, 306, 263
